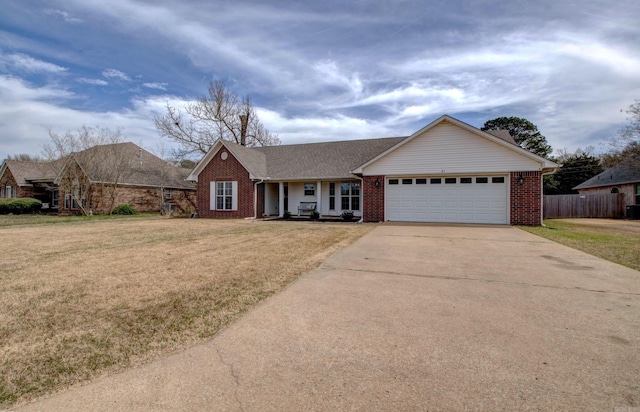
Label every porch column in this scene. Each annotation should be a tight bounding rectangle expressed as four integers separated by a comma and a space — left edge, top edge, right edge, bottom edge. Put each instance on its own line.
316, 180, 322, 216
278, 182, 284, 217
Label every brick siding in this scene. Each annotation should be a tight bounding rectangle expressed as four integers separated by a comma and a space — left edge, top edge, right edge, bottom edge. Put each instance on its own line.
510, 171, 542, 225
196, 149, 255, 218
363, 175, 385, 222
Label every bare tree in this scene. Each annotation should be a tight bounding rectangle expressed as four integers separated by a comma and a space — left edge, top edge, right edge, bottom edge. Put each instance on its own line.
154, 80, 279, 157
43, 126, 127, 215
6, 154, 42, 161
602, 100, 640, 170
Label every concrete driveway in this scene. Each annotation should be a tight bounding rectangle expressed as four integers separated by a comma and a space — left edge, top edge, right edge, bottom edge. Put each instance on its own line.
16, 224, 640, 411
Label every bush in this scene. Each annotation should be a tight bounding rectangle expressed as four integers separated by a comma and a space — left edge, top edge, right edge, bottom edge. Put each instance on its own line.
111, 204, 137, 215
0, 198, 42, 214
309, 210, 320, 220
282, 210, 291, 220
341, 211, 355, 221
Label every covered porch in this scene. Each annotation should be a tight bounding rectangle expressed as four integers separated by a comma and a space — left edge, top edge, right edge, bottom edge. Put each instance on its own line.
262, 180, 362, 219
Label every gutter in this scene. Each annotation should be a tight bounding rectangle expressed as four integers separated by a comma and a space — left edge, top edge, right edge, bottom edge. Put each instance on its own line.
355, 175, 364, 224
250, 178, 268, 220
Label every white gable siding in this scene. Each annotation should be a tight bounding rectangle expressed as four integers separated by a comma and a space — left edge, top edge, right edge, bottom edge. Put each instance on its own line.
363, 123, 541, 176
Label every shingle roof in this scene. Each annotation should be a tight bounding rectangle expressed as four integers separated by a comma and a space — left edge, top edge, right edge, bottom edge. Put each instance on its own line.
3, 159, 61, 186
240, 137, 408, 180
72, 142, 195, 190
574, 159, 640, 190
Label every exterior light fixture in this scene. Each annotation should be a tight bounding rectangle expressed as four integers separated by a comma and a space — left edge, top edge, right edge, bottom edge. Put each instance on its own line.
374, 178, 381, 187
517, 174, 525, 185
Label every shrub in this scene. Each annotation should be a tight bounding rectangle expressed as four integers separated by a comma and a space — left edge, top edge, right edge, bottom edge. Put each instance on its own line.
309, 210, 320, 220
341, 211, 355, 221
111, 204, 137, 215
0, 198, 42, 214
282, 210, 291, 220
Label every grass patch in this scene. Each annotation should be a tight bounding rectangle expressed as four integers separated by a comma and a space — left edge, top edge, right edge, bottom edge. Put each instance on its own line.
0, 218, 373, 408
0, 213, 158, 228
519, 219, 640, 271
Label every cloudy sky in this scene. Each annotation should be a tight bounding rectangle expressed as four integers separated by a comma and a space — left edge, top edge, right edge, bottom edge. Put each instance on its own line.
1, 0, 639, 160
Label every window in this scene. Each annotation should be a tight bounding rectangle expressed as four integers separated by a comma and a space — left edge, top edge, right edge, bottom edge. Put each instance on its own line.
445, 178, 456, 184
636, 184, 640, 205
416, 178, 427, 184
340, 181, 360, 211
388, 179, 399, 185
0, 186, 4, 198
5, 183, 12, 198
304, 183, 315, 196
611, 188, 619, 194
460, 178, 472, 184
329, 183, 335, 210
52, 190, 59, 208
430, 178, 441, 184
210, 181, 237, 211
165, 189, 172, 200
476, 177, 488, 183
492, 177, 505, 183
402, 179, 412, 185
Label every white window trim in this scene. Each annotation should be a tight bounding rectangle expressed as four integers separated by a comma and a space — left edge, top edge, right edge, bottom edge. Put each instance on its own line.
210, 181, 238, 211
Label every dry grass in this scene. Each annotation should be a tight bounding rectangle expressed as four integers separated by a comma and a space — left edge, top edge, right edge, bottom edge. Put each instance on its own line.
0, 217, 373, 407
519, 219, 640, 271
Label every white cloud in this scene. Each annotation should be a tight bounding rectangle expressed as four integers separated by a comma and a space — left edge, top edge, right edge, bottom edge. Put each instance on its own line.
1, 53, 67, 73
43, 9, 83, 24
102, 68, 131, 81
142, 82, 168, 90
78, 78, 108, 86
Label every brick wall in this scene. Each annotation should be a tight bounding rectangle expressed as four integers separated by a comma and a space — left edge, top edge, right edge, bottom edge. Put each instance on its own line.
510, 171, 542, 226
196, 149, 255, 218
87, 185, 196, 214
363, 175, 385, 222
0, 169, 19, 198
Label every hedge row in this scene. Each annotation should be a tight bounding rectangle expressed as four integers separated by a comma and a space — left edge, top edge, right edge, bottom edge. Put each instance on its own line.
0, 198, 43, 214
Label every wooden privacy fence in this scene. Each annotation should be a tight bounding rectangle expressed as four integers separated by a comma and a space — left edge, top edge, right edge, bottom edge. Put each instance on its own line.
543, 193, 625, 219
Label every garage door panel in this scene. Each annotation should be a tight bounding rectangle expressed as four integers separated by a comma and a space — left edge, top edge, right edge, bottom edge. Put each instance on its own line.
386, 175, 507, 224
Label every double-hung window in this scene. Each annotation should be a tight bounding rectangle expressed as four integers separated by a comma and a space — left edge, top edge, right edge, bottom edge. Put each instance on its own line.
210, 181, 237, 211
340, 181, 360, 211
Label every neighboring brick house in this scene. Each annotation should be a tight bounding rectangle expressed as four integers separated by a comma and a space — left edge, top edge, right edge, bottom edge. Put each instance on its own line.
0, 159, 62, 211
1, 142, 197, 215
188, 115, 558, 225
573, 160, 640, 207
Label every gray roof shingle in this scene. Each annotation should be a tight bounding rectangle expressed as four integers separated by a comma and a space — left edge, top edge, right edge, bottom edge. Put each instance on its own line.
72, 142, 195, 190
248, 137, 407, 180
574, 158, 640, 189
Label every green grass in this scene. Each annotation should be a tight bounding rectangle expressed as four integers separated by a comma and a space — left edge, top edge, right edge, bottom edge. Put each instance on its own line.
519, 219, 640, 271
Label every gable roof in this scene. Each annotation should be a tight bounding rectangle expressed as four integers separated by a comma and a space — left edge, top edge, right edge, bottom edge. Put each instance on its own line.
0, 159, 61, 186
188, 114, 558, 182
68, 142, 194, 190
352, 115, 558, 173
574, 159, 640, 190
188, 136, 406, 181
254, 137, 406, 180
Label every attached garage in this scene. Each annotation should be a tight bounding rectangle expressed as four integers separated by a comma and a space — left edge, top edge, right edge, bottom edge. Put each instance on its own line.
354, 116, 558, 225
385, 175, 508, 224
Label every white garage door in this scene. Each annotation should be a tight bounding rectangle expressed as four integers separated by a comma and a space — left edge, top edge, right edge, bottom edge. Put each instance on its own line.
386, 176, 508, 224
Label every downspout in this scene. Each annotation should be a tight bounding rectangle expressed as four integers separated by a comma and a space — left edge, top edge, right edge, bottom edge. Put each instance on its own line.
540, 168, 556, 227
250, 178, 265, 220
355, 175, 364, 223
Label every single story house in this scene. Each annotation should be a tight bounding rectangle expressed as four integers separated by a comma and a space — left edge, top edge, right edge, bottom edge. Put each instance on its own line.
1, 142, 197, 215
0, 159, 61, 209
187, 115, 558, 225
573, 160, 640, 207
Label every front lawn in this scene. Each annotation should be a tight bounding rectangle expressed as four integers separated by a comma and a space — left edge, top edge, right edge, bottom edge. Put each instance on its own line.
0, 218, 373, 407
519, 219, 640, 271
